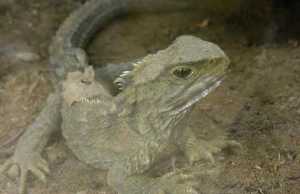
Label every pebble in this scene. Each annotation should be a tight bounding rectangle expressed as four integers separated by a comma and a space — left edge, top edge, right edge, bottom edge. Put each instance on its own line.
46, 143, 68, 164
0, 40, 41, 63
14, 51, 40, 62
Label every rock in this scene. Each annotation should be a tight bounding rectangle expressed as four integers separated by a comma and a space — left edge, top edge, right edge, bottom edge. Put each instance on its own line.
0, 39, 41, 63
46, 143, 68, 165
14, 51, 40, 62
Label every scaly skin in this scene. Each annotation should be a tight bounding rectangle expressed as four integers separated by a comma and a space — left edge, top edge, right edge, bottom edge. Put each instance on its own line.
0, 0, 238, 194
49, 0, 128, 78
61, 35, 233, 194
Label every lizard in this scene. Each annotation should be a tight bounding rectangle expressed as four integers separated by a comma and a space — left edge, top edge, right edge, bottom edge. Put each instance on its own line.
0, 0, 239, 194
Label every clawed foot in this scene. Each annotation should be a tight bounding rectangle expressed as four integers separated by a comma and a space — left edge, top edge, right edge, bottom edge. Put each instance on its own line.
149, 177, 198, 194
0, 152, 49, 194
150, 164, 217, 194
150, 184, 198, 194
164, 183, 198, 194
185, 137, 241, 164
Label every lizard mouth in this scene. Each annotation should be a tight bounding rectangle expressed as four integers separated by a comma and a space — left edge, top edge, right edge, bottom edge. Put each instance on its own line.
169, 74, 225, 116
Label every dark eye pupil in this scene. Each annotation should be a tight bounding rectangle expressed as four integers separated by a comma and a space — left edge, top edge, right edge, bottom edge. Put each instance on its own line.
173, 67, 192, 78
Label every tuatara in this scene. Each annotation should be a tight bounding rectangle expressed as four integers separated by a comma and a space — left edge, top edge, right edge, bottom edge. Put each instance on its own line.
1, 0, 237, 194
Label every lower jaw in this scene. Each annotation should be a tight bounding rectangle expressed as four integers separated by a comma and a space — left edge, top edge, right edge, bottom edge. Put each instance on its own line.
171, 76, 224, 115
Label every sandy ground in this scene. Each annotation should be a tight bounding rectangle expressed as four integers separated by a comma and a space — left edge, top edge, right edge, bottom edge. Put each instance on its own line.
0, 0, 299, 194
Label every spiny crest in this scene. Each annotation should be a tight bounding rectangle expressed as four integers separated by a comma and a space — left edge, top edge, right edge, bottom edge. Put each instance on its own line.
113, 70, 132, 90
113, 55, 153, 90
114, 35, 227, 90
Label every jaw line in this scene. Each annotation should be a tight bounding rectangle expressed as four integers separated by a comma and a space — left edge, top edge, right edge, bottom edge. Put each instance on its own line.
169, 76, 224, 116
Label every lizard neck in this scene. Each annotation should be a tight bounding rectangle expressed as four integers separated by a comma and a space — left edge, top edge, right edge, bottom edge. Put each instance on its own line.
117, 83, 192, 137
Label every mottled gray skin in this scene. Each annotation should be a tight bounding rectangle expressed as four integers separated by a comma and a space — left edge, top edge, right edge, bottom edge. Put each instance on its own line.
61, 36, 231, 194
0, 1, 235, 194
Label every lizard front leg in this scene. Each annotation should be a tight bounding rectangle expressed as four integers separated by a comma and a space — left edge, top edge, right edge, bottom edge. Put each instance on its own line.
176, 127, 241, 165
0, 90, 62, 194
107, 145, 200, 194
108, 165, 201, 194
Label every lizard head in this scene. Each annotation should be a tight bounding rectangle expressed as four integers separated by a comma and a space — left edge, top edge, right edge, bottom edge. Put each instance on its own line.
117, 35, 229, 117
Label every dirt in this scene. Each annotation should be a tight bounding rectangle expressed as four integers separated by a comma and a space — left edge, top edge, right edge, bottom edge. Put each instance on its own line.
0, 0, 299, 194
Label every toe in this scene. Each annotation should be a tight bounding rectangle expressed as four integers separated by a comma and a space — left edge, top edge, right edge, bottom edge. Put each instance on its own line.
203, 151, 215, 164
155, 188, 166, 194
174, 184, 199, 194
7, 164, 20, 178
30, 167, 47, 183
227, 140, 242, 149
37, 161, 50, 174
40, 158, 48, 167
207, 143, 222, 154
19, 168, 28, 194
0, 159, 13, 174
187, 153, 200, 165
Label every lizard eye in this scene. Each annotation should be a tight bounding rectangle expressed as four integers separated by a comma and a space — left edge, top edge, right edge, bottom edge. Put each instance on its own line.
172, 66, 193, 79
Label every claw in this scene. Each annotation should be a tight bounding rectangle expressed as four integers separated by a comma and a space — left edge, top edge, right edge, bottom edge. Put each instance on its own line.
164, 168, 202, 183
37, 161, 50, 174
1, 153, 50, 194
185, 138, 242, 165
206, 144, 222, 154
186, 187, 199, 194
203, 151, 215, 164
37, 158, 50, 174
40, 158, 48, 167
19, 168, 28, 194
186, 145, 216, 165
174, 184, 199, 194
30, 167, 47, 183
226, 140, 242, 150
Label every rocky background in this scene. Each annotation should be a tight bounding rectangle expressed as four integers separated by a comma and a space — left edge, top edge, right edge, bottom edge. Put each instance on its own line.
0, 0, 300, 193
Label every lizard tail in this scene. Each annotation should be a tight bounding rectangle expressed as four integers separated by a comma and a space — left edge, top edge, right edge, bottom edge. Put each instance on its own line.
49, 0, 129, 78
